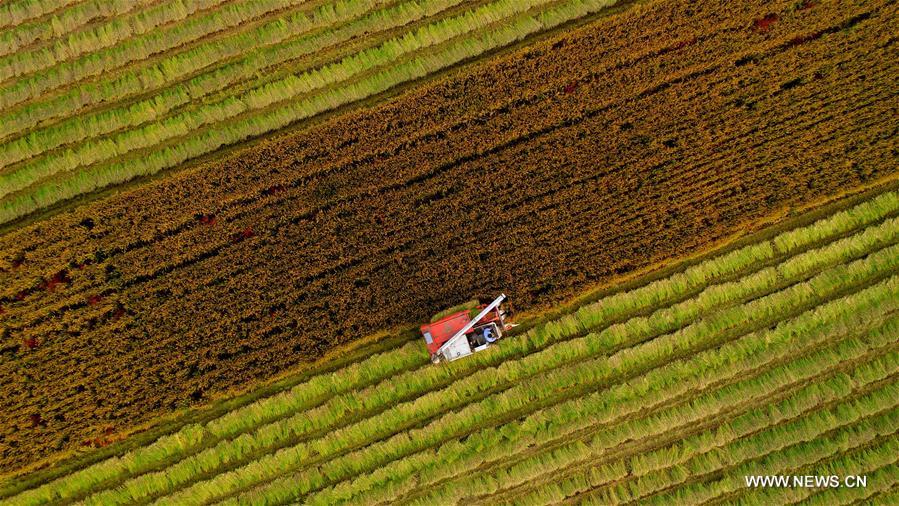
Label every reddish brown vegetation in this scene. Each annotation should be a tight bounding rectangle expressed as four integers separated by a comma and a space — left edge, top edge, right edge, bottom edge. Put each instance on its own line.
753, 13, 780, 33
0, 0, 895, 471
197, 213, 217, 226
231, 227, 255, 243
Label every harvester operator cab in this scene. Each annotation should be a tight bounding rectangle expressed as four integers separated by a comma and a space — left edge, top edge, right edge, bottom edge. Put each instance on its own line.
421, 294, 513, 363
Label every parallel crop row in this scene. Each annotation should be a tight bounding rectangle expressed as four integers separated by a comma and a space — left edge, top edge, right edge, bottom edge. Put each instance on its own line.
0, 0, 559, 197
151, 238, 899, 504
0, 0, 620, 223
0, 0, 466, 165
648, 410, 899, 505
0, 0, 157, 57
0, 0, 316, 108
310, 288, 899, 505
0, 0, 78, 30
512, 350, 898, 506
0, 0, 228, 82
8, 190, 898, 505
781, 443, 899, 506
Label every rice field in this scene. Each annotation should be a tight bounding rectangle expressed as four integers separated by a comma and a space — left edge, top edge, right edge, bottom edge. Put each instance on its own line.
0, 0, 620, 223
1, 0, 896, 503
3, 187, 898, 505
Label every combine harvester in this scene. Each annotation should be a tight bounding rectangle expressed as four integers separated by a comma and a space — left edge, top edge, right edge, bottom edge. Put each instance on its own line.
421, 294, 514, 363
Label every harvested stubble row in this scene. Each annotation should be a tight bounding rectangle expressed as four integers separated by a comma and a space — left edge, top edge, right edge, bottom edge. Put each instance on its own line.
0, 0, 600, 201
205, 245, 899, 506
0, 0, 81, 30
0, 0, 620, 220
0, 0, 465, 141
0, 0, 474, 162
330, 242, 899, 505
0, 0, 160, 58
4, 186, 899, 504
0, 0, 229, 82
0, 0, 321, 107
0, 0, 896, 473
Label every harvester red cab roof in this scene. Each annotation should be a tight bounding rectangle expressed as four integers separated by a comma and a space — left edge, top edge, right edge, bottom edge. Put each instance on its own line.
421, 294, 512, 363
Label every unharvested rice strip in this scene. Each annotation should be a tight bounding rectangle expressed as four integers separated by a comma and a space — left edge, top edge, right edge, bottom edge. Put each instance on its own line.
0, 0, 325, 110
0, 0, 82, 29
328, 305, 899, 505
201, 269, 899, 505
0, 0, 478, 170
0, 0, 892, 466
26, 0, 884, 280
1, 47, 892, 374
0, 0, 591, 203
500, 60, 894, 225
10, 66, 896, 348
0, 0, 770, 275
0, 0, 852, 306
0, 0, 160, 57
0, 0, 230, 83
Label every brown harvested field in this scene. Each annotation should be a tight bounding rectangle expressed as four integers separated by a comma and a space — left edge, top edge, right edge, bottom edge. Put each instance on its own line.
0, 0, 896, 471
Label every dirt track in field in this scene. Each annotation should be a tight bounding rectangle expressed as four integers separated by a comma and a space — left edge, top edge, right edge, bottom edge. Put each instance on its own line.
0, 0, 896, 471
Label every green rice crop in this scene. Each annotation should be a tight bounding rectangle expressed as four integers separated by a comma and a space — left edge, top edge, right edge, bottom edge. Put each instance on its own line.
0, 0, 79, 29
647, 409, 899, 506
0, 0, 315, 108
0, 0, 152, 57
0, 0, 564, 198
311, 299, 899, 505
0, 0, 465, 166
0, 0, 227, 81
0, 0, 619, 223
528, 374, 899, 506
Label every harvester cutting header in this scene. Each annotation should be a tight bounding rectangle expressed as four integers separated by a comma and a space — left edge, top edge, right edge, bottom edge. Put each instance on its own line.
421, 294, 513, 363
